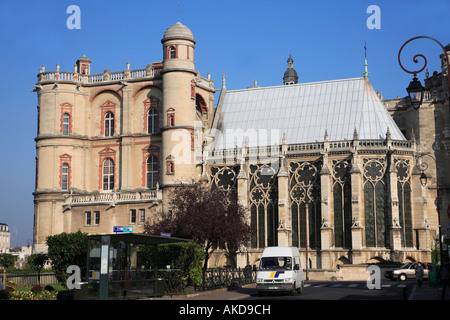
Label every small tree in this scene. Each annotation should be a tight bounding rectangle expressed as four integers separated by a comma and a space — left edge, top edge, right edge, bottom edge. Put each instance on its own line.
0, 253, 17, 290
46, 231, 88, 285
144, 182, 253, 287
0, 253, 17, 270
27, 253, 49, 286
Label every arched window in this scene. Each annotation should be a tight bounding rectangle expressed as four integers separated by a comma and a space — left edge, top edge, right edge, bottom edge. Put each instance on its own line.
289, 161, 322, 250
146, 156, 158, 189
166, 155, 175, 174
249, 164, 279, 248
396, 159, 413, 247
363, 159, 388, 248
332, 159, 352, 248
148, 108, 158, 134
61, 163, 69, 190
167, 113, 175, 126
62, 113, 70, 135
169, 46, 176, 59
104, 112, 114, 137
103, 158, 115, 191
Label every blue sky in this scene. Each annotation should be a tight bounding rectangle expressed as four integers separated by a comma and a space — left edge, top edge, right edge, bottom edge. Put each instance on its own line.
0, 0, 449, 246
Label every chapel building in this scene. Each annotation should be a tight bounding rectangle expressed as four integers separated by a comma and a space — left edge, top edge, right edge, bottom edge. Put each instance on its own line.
32, 22, 442, 269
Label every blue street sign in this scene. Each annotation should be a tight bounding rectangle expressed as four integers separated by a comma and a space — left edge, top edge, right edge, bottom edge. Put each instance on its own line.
113, 226, 134, 233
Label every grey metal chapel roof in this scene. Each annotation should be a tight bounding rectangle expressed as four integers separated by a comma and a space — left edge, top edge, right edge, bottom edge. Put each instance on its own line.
212, 77, 405, 149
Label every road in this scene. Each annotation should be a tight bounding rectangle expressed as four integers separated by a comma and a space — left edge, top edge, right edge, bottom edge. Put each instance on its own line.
245, 278, 416, 300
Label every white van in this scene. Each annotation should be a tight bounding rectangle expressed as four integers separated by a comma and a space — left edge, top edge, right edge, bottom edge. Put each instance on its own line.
256, 246, 304, 295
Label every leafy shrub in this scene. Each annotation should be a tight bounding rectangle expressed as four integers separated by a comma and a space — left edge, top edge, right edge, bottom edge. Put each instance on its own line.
31, 285, 43, 293
44, 285, 55, 291
157, 242, 205, 286
0, 286, 14, 300
46, 231, 88, 285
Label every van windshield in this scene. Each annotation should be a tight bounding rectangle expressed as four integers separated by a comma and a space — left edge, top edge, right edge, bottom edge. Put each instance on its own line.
259, 257, 292, 270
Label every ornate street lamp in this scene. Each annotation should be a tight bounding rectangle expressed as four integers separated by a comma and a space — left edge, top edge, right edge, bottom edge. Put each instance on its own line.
406, 75, 425, 109
419, 171, 428, 187
398, 36, 450, 109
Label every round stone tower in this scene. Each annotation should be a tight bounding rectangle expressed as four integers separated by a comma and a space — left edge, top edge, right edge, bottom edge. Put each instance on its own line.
160, 22, 199, 187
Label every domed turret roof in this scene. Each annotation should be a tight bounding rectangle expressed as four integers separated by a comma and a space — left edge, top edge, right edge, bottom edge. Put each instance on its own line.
283, 54, 298, 84
162, 22, 195, 43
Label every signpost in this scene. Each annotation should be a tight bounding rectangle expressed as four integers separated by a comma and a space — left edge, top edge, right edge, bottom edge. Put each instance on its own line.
113, 226, 134, 233
99, 235, 110, 300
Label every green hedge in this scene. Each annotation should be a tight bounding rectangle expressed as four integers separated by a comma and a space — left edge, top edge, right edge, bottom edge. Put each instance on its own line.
156, 242, 205, 286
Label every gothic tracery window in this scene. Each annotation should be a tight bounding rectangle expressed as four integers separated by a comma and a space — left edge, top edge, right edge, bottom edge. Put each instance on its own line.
249, 163, 278, 248
210, 166, 239, 191
396, 159, 413, 247
363, 158, 388, 248
332, 158, 352, 248
289, 160, 322, 249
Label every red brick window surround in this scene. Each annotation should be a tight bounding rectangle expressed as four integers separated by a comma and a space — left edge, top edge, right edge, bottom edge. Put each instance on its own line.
167, 108, 175, 127
60, 103, 73, 135
167, 45, 178, 59
166, 155, 175, 174
59, 153, 72, 190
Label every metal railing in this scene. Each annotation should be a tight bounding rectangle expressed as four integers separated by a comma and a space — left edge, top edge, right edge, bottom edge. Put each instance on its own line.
197, 267, 256, 291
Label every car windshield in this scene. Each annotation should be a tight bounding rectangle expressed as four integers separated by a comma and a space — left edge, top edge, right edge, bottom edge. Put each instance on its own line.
259, 257, 292, 270
401, 263, 412, 269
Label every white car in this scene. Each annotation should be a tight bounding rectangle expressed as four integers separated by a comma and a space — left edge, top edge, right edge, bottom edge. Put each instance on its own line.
384, 262, 430, 281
